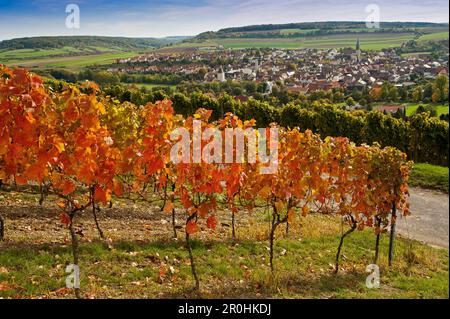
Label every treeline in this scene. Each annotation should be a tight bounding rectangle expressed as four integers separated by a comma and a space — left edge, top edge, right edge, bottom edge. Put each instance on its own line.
0, 36, 179, 51
200, 21, 446, 35
45, 68, 449, 107
279, 104, 448, 166
196, 22, 448, 39
46, 69, 189, 85
396, 39, 449, 58
96, 76, 448, 109
201, 29, 418, 40
94, 84, 449, 166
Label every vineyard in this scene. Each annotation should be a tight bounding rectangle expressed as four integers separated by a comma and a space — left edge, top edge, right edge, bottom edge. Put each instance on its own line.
0, 66, 446, 299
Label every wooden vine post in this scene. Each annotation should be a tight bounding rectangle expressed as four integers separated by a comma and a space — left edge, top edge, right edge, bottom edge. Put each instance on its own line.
388, 202, 397, 266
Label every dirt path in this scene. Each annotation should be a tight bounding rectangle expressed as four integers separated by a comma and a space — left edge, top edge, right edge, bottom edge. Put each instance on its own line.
397, 187, 449, 249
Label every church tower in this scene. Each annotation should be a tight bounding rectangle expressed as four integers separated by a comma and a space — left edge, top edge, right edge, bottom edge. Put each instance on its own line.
217, 67, 226, 82
356, 38, 361, 62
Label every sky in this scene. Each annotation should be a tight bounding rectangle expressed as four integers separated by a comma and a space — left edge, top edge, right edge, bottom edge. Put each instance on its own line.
0, 0, 448, 40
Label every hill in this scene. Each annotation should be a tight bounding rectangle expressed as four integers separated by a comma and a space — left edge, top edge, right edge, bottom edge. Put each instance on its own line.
0, 36, 191, 70
178, 21, 448, 51
196, 21, 449, 39
0, 36, 189, 51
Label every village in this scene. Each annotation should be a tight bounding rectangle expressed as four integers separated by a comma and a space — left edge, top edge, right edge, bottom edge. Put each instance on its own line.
109, 40, 449, 95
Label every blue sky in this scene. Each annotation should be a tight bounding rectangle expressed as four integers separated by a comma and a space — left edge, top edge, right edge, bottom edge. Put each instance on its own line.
0, 0, 448, 40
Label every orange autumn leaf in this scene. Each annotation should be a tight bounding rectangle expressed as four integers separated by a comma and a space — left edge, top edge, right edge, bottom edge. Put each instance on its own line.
206, 216, 217, 230
94, 186, 112, 204
198, 203, 209, 218
302, 205, 310, 217
258, 186, 271, 198
61, 180, 76, 196
60, 213, 71, 226
15, 175, 28, 185
288, 208, 295, 223
186, 220, 198, 235
56, 201, 66, 209
163, 201, 174, 213
113, 180, 123, 197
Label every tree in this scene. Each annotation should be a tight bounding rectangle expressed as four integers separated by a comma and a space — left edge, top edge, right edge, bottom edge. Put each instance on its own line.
333, 92, 345, 103
48, 83, 122, 298
412, 86, 423, 102
346, 97, 356, 106
369, 87, 382, 102
432, 75, 449, 104
172, 109, 223, 292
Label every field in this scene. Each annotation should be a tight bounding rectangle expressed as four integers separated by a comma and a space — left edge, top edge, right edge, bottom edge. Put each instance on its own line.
127, 83, 177, 90
175, 32, 418, 50
280, 29, 319, 35
409, 163, 449, 193
417, 31, 449, 42
0, 190, 448, 299
373, 103, 449, 117
404, 103, 449, 116
0, 43, 155, 71
2, 51, 142, 70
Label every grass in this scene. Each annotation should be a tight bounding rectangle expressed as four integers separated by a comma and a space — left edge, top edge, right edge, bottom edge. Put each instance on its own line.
372, 103, 449, 117
5, 51, 141, 70
401, 52, 432, 57
46, 52, 140, 69
127, 83, 177, 90
0, 43, 153, 71
280, 29, 319, 35
405, 103, 449, 116
218, 40, 393, 50
409, 163, 449, 193
0, 46, 118, 64
0, 195, 448, 298
214, 34, 416, 50
173, 32, 417, 51
417, 31, 449, 42
183, 28, 447, 51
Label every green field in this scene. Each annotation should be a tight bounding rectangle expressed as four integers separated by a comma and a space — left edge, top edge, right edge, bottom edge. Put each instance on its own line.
0, 46, 119, 63
189, 32, 418, 50
409, 163, 449, 193
0, 47, 81, 61
417, 31, 449, 42
280, 28, 319, 35
405, 103, 449, 116
127, 82, 176, 90
401, 52, 432, 57
4, 51, 141, 70
176, 27, 449, 51
0, 41, 156, 71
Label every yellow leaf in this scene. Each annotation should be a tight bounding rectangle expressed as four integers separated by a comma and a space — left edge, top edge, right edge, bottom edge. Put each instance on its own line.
97, 102, 106, 115
55, 141, 65, 153
258, 186, 271, 198
275, 201, 285, 213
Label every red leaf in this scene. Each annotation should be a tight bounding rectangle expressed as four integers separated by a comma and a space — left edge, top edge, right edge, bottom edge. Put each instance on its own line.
206, 216, 217, 230
60, 213, 71, 226
186, 220, 198, 235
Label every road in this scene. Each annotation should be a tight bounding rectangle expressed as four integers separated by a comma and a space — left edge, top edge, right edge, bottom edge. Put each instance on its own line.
396, 187, 449, 248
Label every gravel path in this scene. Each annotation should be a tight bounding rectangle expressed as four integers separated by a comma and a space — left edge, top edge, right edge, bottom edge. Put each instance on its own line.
396, 187, 449, 249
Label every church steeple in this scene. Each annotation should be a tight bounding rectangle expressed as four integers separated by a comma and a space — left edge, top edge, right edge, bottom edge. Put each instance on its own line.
356, 38, 361, 62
